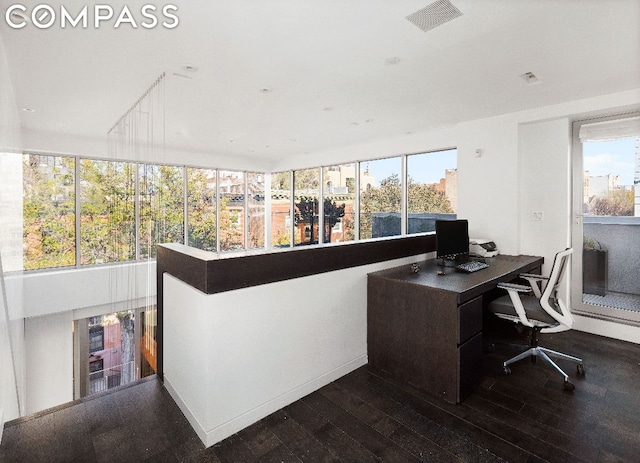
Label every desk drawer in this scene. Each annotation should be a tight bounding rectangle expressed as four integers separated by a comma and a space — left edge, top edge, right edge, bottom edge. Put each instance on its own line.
459, 296, 482, 345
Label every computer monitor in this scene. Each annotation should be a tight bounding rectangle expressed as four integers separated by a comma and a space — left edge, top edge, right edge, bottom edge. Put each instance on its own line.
435, 219, 469, 265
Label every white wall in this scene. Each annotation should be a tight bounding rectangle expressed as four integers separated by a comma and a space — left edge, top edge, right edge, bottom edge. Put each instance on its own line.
163, 253, 427, 447
24, 312, 74, 414
0, 33, 24, 428
5, 262, 157, 319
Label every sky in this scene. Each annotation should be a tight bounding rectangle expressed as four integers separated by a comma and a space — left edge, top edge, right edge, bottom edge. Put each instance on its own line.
362, 148, 457, 185
583, 137, 638, 186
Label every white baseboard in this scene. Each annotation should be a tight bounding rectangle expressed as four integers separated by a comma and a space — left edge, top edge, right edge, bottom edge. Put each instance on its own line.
164, 354, 368, 448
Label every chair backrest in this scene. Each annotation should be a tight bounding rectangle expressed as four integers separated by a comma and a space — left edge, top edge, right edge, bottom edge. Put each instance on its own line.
540, 248, 574, 329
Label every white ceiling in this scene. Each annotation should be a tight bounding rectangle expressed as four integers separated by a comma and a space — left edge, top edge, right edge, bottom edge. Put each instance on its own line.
3, 0, 640, 166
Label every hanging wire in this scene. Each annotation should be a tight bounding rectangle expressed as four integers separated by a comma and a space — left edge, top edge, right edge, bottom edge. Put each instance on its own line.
106, 72, 165, 381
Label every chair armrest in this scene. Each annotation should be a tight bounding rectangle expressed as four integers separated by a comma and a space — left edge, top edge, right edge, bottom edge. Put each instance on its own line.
519, 273, 549, 281
497, 282, 533, 293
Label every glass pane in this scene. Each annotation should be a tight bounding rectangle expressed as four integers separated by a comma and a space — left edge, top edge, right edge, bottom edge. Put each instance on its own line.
23, 154, 76, 270
359, 157, 402, 239
294, 168, 320, 245
139, 164, 184, 259
86, 311, 136, 396
187, 168, 217, 251
219, 170, 245, 251
80, 159, 135, 264
248, 172, 266, 249
407, 149, 457, 234
271, 172, 291, 247
582, 137, 640, 312
323, 164, 355, 243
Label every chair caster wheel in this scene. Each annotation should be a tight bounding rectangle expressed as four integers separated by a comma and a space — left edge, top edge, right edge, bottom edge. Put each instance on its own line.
577, 364, 586, 376
563, 380, 575, 391
503, 366, 511, 376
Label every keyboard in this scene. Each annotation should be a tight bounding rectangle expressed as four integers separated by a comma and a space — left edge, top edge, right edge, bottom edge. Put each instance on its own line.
456, 261, 489, 273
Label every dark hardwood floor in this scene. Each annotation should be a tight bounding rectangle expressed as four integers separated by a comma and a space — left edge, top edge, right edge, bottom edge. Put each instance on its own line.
2, 328, 640, 462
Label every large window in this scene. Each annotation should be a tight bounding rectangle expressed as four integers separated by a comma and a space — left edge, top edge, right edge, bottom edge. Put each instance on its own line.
16, 147, 456, 271
23, 154, 76, 270
359, 157, 402, 239
80, 159, 136, 264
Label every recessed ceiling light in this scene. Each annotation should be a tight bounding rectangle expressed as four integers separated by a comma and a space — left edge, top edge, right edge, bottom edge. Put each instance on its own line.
21, 107, 36, 112
258, 87, 273, 94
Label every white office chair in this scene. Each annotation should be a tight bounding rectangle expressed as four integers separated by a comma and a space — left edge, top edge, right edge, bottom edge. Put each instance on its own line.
488, 248, 585, 391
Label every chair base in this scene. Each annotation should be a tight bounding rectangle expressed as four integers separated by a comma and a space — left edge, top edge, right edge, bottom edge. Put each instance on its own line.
502, 345, 585, 390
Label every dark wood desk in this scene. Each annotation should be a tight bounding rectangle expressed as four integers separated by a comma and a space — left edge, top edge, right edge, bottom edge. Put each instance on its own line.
367, 254, 543, 404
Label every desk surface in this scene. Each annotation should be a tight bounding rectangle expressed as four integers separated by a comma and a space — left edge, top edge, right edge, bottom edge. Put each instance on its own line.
368, 254, 544, 304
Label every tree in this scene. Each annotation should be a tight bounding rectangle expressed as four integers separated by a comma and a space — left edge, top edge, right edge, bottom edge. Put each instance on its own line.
139, 164, 184, 258
294, 196, 318, 244
323, 198, 346, 242
359, 174, 454, 239
80, 159, 136, 264
589, 189, 634, 216
23, 154, 76, 270
359, 174, 402, 239
407, 182, 453, 214
187, 168, 217, 251
293, 196, 346, 244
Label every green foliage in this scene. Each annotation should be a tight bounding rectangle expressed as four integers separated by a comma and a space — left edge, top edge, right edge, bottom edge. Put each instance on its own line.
139, 164, 185, 259
408, 182, 453, 213
359, 174, 402, 239
187, 168, 217, 251
359, 174, 453, 239
80, 160, 136, 264
23, 155, 76, 270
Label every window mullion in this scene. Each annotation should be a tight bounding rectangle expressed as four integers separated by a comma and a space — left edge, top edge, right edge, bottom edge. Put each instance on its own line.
183, 166, 188, 247
289, 171, 295, 248
401, 155, 408, 236
355, 162, 360, 240
75, 157, 81, 267
318, 167, 324, 244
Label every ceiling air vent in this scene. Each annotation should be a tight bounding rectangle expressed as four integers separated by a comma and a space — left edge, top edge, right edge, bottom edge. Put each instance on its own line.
406, 0, 463, 33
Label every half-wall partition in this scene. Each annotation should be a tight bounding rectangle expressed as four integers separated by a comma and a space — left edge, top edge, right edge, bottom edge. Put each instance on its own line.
157, 234, 434, 446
